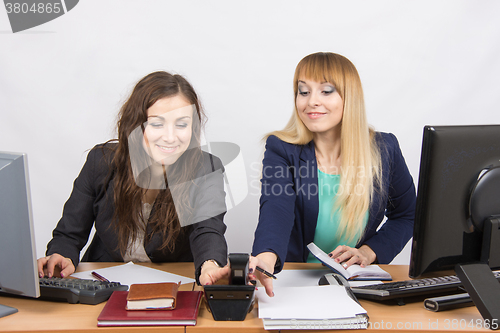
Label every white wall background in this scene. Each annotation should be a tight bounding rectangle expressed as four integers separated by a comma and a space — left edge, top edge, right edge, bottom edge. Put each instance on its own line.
1, 0, 500, 265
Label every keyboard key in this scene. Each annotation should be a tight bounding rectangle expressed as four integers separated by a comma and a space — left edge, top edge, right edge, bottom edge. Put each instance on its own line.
351, 271, 500, 302
38, 277, 128, 305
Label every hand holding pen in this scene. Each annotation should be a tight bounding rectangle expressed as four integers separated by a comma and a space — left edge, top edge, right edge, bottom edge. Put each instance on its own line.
248, 253, 277, 297
256, 266, 277, 280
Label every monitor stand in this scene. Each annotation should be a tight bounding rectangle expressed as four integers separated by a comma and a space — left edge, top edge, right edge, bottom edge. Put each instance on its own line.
0, 304, 18, 318
455, 263, 500, 328
454, 217, 500, 329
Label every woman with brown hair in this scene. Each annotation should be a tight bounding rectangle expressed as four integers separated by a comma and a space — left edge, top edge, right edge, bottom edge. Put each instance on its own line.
38, 71, 229, 285
250, 52, 416, 295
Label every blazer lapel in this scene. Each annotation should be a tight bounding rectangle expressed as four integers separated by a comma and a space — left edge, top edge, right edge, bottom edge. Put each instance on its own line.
299, 141, 319, 260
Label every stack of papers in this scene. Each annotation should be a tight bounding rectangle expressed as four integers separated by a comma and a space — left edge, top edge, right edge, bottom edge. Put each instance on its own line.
257, 285, 368, 330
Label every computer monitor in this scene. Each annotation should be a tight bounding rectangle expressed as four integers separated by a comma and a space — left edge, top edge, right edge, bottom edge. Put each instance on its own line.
409, 125, 500, 323
0, 152, 40, 318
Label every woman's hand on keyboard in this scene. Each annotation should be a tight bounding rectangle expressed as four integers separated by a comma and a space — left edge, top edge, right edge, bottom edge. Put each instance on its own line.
37, 253, 75, 278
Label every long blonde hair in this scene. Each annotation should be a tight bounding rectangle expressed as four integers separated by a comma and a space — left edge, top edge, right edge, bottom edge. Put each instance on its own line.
268, 52, 383, 244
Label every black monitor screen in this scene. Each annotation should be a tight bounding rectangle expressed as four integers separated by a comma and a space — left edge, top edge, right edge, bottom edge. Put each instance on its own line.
409, 125, 500, 278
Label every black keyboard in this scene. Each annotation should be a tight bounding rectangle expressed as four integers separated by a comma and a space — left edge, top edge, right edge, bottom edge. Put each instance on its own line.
351, 271, 500, 302
39, 277, 128, 305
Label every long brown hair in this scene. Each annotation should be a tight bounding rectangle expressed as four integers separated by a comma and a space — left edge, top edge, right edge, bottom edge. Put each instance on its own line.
111, 71, 205, 256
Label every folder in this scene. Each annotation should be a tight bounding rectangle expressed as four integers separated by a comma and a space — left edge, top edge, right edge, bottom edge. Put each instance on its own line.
97, 291, 202, 327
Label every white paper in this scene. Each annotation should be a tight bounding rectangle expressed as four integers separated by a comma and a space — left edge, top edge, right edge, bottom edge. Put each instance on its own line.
71, 262, 195, 286
261, 316, 368, 330
256, 285, 366, 320
272, 269, 331, 288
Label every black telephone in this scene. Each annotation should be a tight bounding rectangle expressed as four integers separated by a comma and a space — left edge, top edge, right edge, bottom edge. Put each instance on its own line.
203, 253, 255, 321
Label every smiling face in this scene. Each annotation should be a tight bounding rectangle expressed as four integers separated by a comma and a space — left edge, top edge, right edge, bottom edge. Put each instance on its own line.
296, 79, 344, 135
143, 94, 194, 166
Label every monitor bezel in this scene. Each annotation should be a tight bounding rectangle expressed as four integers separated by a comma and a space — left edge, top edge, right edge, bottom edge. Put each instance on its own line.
0, 151, 40, 299
409, 125, 500, 278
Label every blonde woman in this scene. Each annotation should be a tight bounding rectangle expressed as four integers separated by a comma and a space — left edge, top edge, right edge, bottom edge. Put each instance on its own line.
250, 52, 416, 296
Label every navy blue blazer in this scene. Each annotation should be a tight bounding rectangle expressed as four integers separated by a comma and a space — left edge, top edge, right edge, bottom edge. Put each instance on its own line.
252, 133, 416, 272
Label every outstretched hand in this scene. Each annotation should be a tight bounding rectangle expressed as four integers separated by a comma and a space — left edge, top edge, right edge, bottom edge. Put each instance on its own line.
37, 253, 75, 278
199, 261, 231, 286
248, 252, 277, 297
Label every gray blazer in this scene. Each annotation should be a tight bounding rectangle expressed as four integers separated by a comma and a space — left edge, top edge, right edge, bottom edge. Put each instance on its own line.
46, 143, 228, 282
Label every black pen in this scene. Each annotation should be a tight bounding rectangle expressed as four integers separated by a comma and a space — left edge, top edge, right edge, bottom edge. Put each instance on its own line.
256, 266, 277, 280
91, 271, 110, 282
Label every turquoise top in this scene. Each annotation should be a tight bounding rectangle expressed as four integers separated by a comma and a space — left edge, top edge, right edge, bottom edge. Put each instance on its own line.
307, 169, 368, 263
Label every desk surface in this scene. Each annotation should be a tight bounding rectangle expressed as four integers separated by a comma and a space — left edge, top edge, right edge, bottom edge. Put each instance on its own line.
0, 263, 490, 332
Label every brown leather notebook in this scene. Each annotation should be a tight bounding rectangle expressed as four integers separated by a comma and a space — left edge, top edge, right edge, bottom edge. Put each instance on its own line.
126, 282, 180, 310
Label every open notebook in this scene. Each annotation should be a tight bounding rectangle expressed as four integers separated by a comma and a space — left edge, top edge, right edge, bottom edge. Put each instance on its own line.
307, 242, 392, 281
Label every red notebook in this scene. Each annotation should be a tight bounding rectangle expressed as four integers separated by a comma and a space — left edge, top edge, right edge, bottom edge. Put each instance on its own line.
97, 291, 203, 327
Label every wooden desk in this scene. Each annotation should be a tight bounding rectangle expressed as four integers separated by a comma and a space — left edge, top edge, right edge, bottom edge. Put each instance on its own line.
0, 262, 196, 333
191, 263, 491, 333
0, 263, 491, 332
